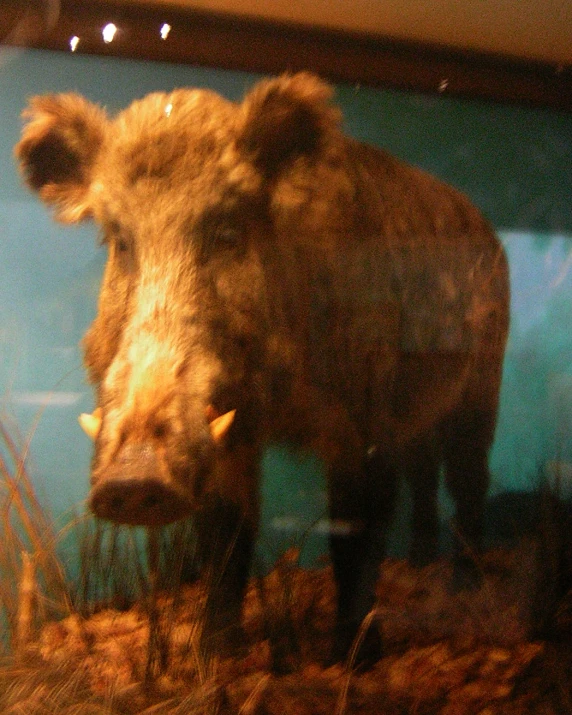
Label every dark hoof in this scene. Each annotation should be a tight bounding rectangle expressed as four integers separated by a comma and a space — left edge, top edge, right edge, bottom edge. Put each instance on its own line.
268, 622, 301, 674
450, 556, 483, 593
200, 622, 249, 660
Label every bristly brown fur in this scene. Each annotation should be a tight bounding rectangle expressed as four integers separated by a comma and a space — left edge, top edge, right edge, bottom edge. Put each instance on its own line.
15, 72, 509, 666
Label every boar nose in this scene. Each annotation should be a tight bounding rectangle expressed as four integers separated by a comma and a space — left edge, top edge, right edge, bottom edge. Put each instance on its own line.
90, 442, 194, 526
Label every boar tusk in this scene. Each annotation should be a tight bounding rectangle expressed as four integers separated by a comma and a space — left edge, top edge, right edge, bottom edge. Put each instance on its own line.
79, 407, 102, 440
208, 409, 236, 444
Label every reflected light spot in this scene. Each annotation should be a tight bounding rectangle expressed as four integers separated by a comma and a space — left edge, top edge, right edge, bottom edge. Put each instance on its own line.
160, 23, 171, 40
164, 102, 173, 117
69, 35, 80, 52
102, 23, 118, 44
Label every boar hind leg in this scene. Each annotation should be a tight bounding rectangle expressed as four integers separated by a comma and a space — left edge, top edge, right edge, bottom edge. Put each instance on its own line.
405, 439, 441, 568
442, 408, 494, 591
328, 452, 398, 666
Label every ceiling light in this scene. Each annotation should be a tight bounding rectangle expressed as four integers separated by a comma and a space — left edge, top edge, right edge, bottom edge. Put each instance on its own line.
102, 23, 118, 44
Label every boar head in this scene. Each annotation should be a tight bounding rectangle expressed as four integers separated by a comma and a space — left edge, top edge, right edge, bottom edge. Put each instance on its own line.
16, 74, 341, 526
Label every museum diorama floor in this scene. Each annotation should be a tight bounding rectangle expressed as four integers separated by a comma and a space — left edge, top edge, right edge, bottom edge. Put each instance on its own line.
2, 540, 570, 715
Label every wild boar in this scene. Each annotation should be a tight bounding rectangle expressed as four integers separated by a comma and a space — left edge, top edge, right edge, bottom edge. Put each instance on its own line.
16, 73, 509, 665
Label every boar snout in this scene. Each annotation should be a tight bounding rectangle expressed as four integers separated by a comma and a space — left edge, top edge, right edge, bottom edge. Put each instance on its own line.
90, 441, 196, 526
86, 408, 237, 526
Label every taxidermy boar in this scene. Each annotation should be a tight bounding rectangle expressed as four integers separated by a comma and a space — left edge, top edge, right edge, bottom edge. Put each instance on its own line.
16, 72, 509, 664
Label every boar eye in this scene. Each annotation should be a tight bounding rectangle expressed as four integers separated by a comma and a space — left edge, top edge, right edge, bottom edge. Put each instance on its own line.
104, 220, 132, 257
106, 218, 121, 235
213, 225, 242, 247
115, 236, 130, 253
196, 210, 246, 263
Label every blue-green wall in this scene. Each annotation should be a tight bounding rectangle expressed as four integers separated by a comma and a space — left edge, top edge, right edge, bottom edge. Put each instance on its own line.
1, 48, 571, 566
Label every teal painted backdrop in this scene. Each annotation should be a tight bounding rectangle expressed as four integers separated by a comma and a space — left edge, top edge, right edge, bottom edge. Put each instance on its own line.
1, 47, 571, 569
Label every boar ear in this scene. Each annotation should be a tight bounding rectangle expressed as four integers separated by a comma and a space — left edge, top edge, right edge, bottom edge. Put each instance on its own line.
237, 73, 341, 176
15, 94, 107, 223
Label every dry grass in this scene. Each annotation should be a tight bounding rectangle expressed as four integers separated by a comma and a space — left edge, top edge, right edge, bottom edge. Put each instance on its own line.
3, 552, 564, 715
0, 412, 571, 713
0, 414, 71, 656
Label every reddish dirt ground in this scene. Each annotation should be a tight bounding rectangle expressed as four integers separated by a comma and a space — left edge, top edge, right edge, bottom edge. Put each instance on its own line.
3, 540, 571, 714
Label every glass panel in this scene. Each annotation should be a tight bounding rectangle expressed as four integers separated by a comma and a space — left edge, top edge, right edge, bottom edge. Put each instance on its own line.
1, 45, 571, 705
2, 48, 571, 553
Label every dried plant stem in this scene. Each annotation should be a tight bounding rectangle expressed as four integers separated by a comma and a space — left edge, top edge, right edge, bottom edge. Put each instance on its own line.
0, 413, 74, 651
335, 609, 378, 715
0, 419, 70, 611
239, 673, 271, 714
15, 550, 36, 655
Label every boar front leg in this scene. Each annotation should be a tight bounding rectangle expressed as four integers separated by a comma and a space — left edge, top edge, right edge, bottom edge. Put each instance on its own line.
195, 495, 254, 658
328, 451, 398, 666
195, 445, 260, 659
